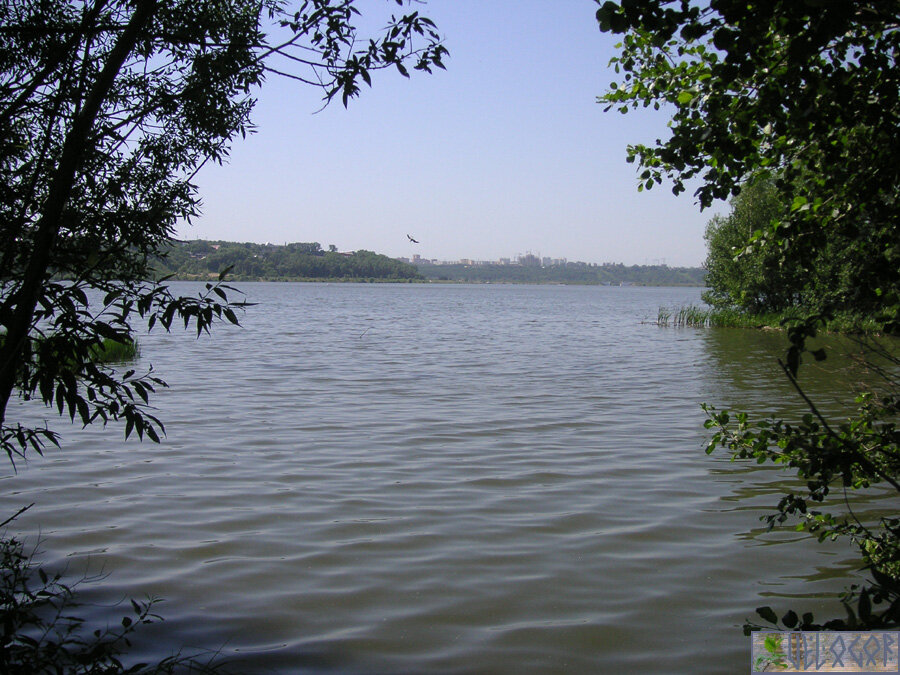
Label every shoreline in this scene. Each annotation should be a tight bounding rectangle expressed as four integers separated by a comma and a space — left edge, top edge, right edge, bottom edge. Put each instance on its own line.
165, 275, 706, 288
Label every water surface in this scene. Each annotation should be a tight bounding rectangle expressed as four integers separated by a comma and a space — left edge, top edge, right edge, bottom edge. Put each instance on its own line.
1, 283, 886, 673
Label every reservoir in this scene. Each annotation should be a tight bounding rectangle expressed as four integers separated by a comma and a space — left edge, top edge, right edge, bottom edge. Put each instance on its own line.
0, 282, 885, 673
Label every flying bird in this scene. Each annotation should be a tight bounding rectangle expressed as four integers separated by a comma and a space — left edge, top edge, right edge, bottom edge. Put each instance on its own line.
407, 234, 419, 243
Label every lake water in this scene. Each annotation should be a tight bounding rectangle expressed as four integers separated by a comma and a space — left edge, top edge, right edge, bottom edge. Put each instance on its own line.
0, 282, 889, 673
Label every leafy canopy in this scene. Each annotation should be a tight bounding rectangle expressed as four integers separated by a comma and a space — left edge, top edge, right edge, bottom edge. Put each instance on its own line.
702, 178, 802, 313
0, 0, 446, 464
597, 0, 900, 327
703, 173, 897, 319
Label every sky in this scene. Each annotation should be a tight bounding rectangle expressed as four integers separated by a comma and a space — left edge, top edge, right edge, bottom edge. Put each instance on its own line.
180, 1, 727, 268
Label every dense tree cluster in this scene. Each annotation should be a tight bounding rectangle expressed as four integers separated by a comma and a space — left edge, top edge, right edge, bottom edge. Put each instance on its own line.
598, 0, 899, 329
157, 240, 422, 281
703, 175, 899, 319
702, 179, 803, 313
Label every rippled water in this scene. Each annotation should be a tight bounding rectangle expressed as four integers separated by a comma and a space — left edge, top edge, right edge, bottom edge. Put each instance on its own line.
1, 283, 889, 673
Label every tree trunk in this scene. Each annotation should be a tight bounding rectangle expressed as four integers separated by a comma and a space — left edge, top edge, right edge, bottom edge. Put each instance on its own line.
0, 0, 158, 431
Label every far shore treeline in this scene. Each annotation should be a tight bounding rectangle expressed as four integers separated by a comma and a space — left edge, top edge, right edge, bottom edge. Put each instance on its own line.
156, 240, 422, 282
156, 240, 707, 286
416, 262, 705, 286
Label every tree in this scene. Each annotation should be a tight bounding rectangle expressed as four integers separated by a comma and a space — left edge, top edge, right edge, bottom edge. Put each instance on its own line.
702, 173, 894, 317
702, 178, 802, 313
597, 0, 899, 327
597, 0, 900, 629
0, 0, 446, 464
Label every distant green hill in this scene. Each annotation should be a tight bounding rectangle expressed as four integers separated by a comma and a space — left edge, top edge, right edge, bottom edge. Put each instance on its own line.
416, 262, 706, 286
156, 240, 422, 282
156, 240, 705, 286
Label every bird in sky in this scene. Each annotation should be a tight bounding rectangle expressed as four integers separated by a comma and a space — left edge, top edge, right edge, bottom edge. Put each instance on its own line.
407, 234, 419, 243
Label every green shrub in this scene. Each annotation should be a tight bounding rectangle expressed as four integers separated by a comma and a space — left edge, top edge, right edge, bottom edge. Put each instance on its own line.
89, 338, 141, 364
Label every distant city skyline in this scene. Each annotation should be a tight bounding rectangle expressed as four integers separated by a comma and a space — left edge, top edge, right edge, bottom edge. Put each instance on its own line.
397, 252, 687, 268
177, 2, 727, 268
178, 236, 695, 268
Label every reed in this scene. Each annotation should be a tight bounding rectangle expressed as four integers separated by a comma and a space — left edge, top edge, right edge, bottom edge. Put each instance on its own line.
656, 304, 711, 327
657, 305, 887, 333
657, 305, 785, 328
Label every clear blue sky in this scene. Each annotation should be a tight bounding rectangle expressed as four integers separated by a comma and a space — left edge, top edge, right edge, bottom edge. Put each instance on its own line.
180, 1, 726, 267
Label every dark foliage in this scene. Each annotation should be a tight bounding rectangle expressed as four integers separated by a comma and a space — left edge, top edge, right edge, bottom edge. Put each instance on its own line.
598, 0, 899, 329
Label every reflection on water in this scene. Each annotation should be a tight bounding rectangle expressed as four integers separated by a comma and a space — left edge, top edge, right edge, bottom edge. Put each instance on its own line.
700, 327, 894, 415
0, 283, 894, 673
